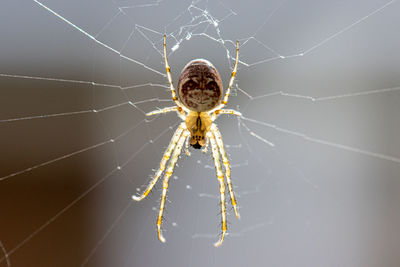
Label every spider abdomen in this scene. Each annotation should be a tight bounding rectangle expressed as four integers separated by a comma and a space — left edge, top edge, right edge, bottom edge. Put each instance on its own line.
177, 59, 223, 112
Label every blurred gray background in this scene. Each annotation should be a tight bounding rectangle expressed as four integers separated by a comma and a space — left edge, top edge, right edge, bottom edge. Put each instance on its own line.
1, 0, 400, 266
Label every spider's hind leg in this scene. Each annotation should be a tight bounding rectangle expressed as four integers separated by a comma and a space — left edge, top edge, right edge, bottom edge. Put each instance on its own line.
163, 35, 189, 113
208, 40, 239, 114
221, 40, 239, 106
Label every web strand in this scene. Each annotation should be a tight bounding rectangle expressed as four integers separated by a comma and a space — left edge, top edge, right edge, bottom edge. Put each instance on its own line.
242, 117, 400, 164
32, 0, 165, 76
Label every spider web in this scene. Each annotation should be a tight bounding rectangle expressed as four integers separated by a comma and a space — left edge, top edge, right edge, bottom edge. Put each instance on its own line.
1, 0, 400, 266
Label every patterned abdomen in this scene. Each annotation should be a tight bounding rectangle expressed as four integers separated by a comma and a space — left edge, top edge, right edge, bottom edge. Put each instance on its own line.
177, 59, 223, 112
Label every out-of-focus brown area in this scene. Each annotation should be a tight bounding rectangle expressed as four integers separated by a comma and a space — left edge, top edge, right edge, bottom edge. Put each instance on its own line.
0, 78, 94, 266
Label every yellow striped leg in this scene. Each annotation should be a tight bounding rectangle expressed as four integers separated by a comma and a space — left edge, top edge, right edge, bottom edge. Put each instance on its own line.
157, 130, 189, 243
146, 106, 178, 116
146, 106, 186, 120
185, 134, 190, 156
210, 134, 227, 247
222, 40, 239, 106
202, 135, 210, 153
209, 41, 239, 115
210, 109, 242, 121
163, 35, 189, 113
132, 123, 185, 201
212, 126, 240, 219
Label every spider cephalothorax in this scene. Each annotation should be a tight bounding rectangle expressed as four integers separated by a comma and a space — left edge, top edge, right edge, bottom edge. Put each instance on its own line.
185, 111, 212, 149
133, 35, 241, 247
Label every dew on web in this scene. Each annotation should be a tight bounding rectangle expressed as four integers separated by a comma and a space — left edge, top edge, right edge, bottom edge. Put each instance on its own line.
1, 0, 400, 266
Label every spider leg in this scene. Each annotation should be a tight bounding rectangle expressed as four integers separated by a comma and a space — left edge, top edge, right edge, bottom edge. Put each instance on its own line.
157, 130, 189, 243
132, 123, 186, 201
212, 125, 240, 219
146, 106, 178, 116
163, 35, 190, 113
184, 134, 190, 156
210, 132, 227, 247
146, 106, 186, 121
202, 135, 210, 153
211, 109, 242, 121
208, 40, 239, 114
222, 40, 239, 106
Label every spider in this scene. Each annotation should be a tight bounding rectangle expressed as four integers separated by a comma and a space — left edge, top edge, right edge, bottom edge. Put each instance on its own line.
132, 35, 241, 247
